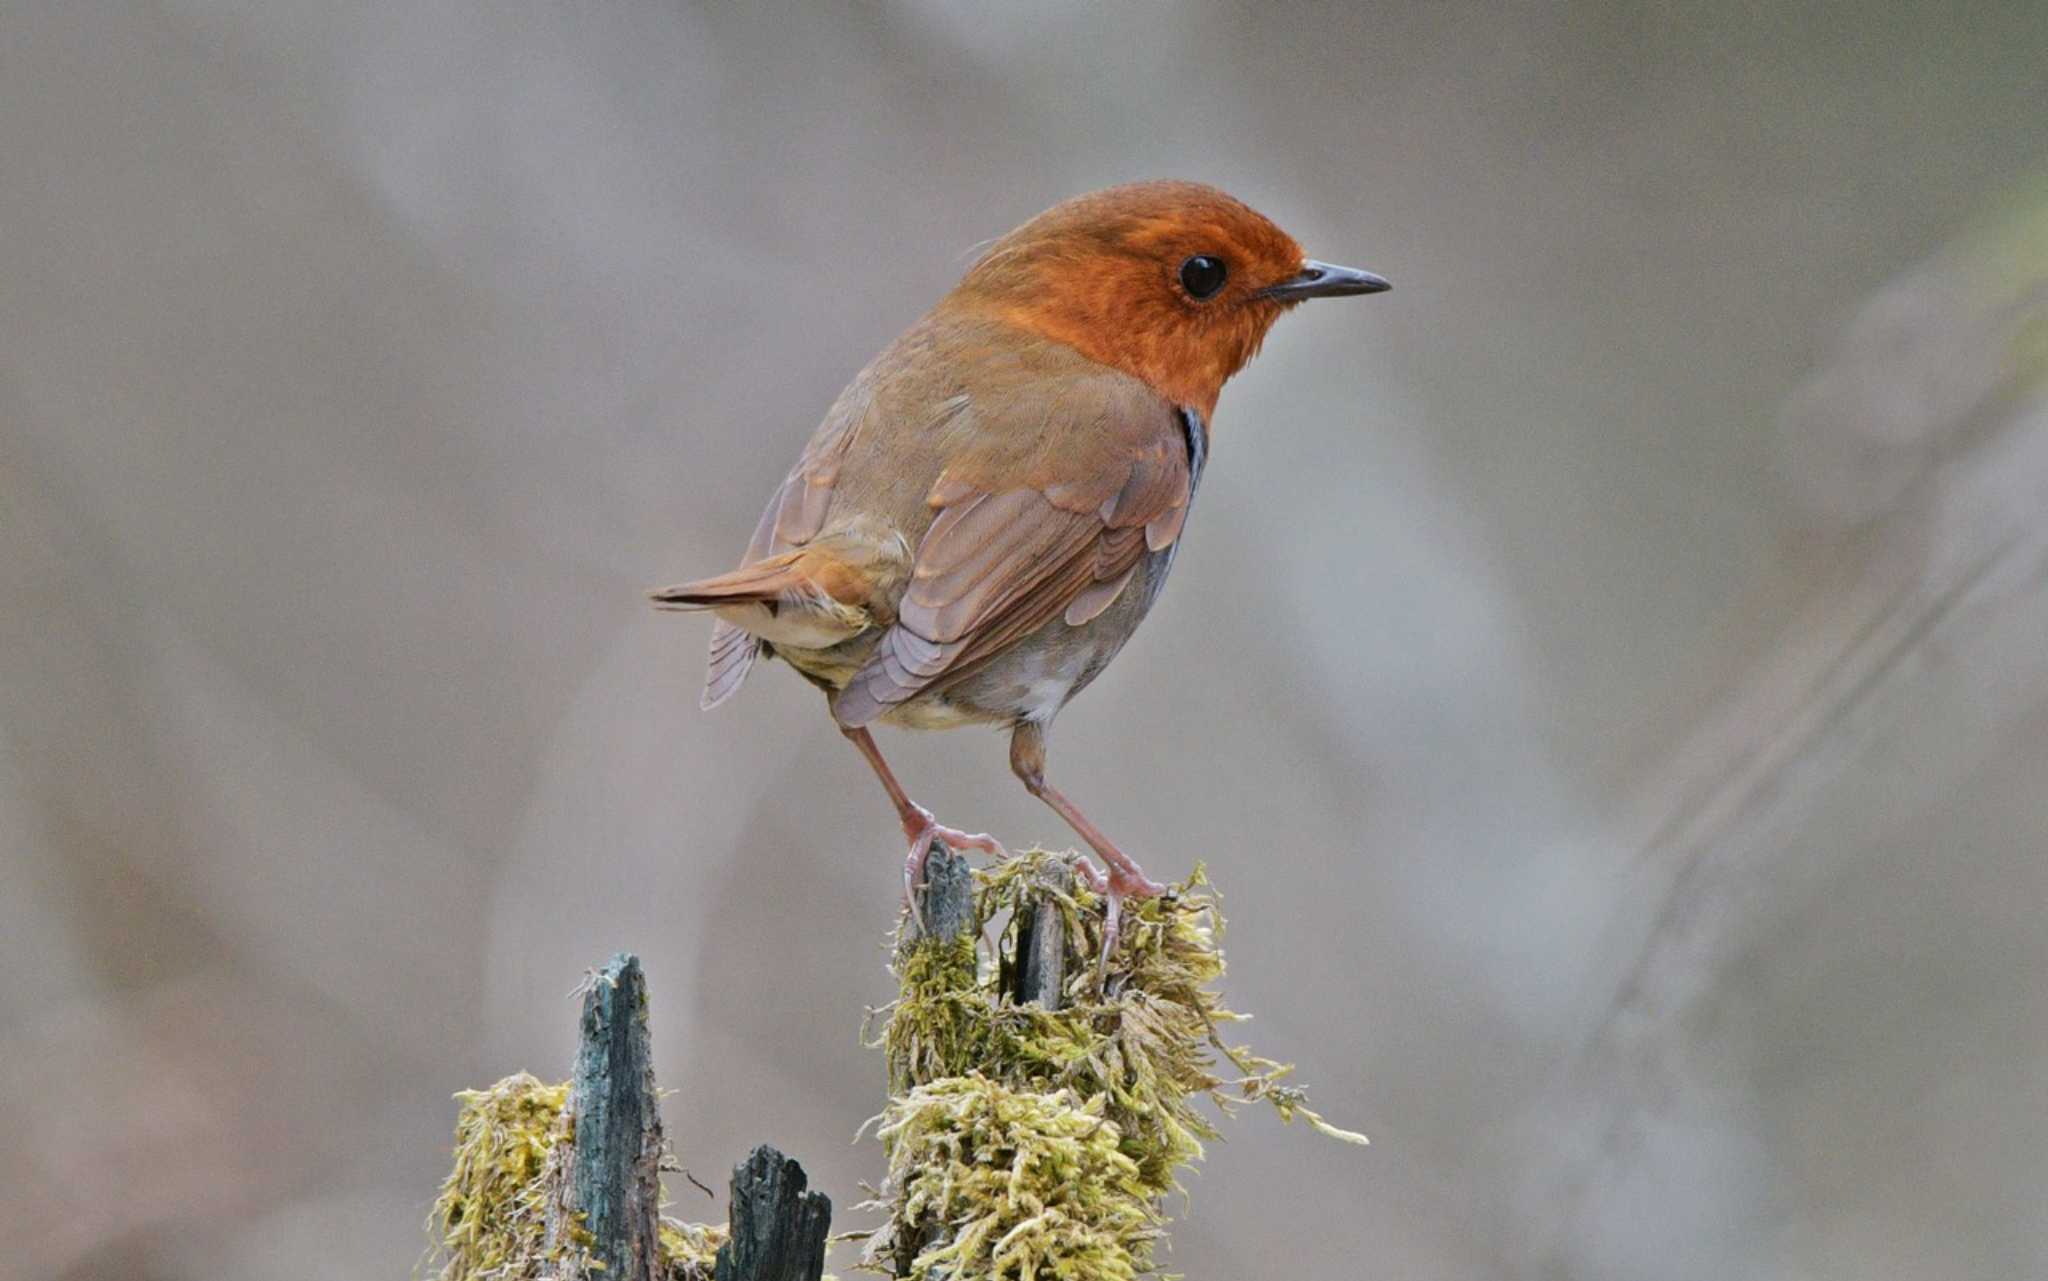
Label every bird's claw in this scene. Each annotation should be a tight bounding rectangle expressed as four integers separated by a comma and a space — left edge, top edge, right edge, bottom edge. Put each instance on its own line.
901, 807, 1008, 935
1078, 857, 1168, 980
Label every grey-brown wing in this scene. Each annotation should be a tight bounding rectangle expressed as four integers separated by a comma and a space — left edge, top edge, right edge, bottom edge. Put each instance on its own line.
832, 374, 1191, 727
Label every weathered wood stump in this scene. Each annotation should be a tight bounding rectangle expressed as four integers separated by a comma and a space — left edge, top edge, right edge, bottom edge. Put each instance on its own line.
548, 953, 664, 1281
907, 839, 976, 945
715, 1146, 832, 1281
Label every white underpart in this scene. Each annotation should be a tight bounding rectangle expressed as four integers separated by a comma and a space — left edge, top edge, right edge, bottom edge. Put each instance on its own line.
1023, 675, 1074, 724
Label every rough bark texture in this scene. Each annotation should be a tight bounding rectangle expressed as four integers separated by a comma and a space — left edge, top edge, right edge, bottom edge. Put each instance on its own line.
715, 1146, 832, 1281
550, 953, 663, 1281
912, 841, 976, 945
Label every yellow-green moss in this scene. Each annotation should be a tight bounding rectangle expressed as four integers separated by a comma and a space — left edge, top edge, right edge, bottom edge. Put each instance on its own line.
427, 1072, 574, 1281
876, 1075, 1160, 1281
883, 931, 985, 1089
862, 852, 1364, 1279
659, 1219, 730, 1281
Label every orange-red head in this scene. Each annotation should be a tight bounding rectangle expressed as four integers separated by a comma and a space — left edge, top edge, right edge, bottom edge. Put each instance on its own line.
947, 180, 1388, 417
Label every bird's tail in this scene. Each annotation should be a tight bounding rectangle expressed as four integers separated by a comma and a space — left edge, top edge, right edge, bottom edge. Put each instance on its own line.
650, 545, 878, 685
648, 551, 826, 610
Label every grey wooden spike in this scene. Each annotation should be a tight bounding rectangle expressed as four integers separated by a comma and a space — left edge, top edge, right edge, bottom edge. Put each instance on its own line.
715, 1145, 832, 1281
559, 952, 663, 1281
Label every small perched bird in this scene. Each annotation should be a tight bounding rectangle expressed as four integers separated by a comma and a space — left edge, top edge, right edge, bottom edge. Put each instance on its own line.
654, 181, 1387, 934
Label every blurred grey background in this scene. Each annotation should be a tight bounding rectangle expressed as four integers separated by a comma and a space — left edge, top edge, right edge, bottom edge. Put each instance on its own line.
4, 3, 2047, 1279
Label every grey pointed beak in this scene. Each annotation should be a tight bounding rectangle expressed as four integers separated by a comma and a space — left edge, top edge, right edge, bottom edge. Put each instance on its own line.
1258, 259, 1391, 301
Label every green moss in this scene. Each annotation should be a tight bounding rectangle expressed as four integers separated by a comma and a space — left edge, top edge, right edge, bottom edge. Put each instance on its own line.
875, 1075, 1160, 1281
862, 852, 1364, 1279
883, 931, 986, 1091
426, 1072, 574, 1281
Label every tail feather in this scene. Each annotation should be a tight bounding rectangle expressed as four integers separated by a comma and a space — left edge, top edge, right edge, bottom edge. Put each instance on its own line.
651, 544, 878, 667
649, 551, 820, 610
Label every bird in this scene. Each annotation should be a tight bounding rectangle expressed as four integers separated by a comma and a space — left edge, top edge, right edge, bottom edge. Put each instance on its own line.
653, 180, 1388, 939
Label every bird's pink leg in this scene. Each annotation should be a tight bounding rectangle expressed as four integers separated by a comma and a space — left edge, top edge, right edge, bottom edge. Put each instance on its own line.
841, 727, 1008, 907
1009, 724, 1165, 962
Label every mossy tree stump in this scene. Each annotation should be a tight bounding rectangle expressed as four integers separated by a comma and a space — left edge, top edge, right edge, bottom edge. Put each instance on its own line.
428, 952, 831, 1281
864, 846, 1366, 1280
434, 846, 1362, 1281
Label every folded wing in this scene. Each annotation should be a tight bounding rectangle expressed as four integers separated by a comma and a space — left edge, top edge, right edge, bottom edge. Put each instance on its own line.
834, 372, 1192, 728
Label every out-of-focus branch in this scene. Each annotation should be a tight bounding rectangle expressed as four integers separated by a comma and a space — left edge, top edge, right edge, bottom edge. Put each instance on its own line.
1543, 212, 2048, 1272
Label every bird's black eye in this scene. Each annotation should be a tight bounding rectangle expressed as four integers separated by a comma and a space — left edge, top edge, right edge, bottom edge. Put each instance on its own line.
1179, 255, 1228, 300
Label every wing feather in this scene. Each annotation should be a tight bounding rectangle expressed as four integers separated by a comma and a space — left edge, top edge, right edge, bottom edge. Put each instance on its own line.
833, 373, 1194, 727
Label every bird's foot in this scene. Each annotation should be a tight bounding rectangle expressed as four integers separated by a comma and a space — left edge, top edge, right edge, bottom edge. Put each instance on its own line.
1075, 856, 1167, 976
901, 805, 1008, 928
